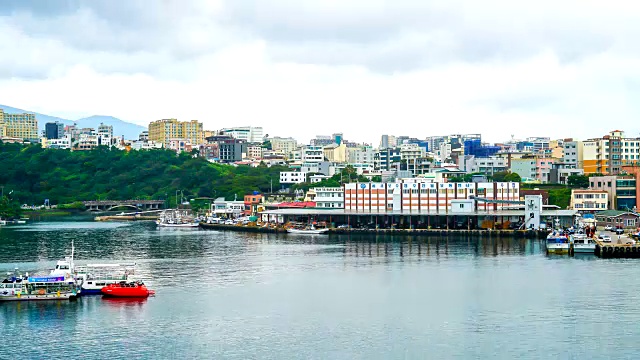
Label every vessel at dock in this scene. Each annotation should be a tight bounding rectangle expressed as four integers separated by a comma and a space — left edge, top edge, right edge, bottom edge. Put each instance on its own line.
571, 215, 597, 253
75, 263, 137, 295
156, 209, 199, 228
287, 224, 329, 235
0, 271, 79, 302
546, 219, 569, 254
101, 281, 155, 298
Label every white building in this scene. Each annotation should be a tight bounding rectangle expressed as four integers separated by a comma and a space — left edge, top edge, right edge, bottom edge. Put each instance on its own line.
220, 126, 264, 143
301, 145, 325, 163
571, 189, 609, 212
270, 137, 297, 158
400, 143, 427, 161
42, 135, 71, 149
310, 174, 331, 183
130, 140, 163, 150
463, 155, 508, 175
314, 187, 344, 209
247, 145, 264, 160
98, 123, 113, 137
345, 180, 520, 212
280, 171, 308, 184
561, 140, 582, 169
347, 146, 375, 164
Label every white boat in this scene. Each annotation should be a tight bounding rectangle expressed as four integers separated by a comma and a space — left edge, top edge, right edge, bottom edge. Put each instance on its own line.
571, 216, 597, 253
571, 233, 596, 253
50, 241, 138, 295
287, 225, 329, 235
546, 219, 569, 254
1, 270, 79, 301
13, 220, 26, 224
74, 263, 137, 295
156, 210, 199, 228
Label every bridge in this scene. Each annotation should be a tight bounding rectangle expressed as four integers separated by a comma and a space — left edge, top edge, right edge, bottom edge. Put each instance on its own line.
83, 200, 165, 212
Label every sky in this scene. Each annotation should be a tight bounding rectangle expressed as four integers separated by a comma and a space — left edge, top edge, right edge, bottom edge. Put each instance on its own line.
1, 0, 640, 146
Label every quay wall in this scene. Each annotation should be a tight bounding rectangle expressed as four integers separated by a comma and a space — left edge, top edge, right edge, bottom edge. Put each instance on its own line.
198, 223, 546, 238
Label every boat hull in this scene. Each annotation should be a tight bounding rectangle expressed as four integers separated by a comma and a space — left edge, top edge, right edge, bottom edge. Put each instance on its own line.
287, 229, 329, 234
573, 244, 596, 253
101, 285, 153, 298
546, 242, 569, 254
157, 223, 199, 228
0, 292, 78, 301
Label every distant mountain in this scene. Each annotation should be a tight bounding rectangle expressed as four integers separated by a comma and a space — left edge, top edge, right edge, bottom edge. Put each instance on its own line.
75, 115, 146, 140
0, 104, 146, 140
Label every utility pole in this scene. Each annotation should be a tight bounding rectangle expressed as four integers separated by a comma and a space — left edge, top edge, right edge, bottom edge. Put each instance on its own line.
270, 178, 273, 194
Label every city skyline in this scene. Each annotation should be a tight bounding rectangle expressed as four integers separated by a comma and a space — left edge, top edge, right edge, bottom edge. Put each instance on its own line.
2, 1, 640, 145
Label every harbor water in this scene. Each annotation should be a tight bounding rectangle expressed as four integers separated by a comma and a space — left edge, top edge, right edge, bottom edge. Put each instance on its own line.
1, 218, 640, 359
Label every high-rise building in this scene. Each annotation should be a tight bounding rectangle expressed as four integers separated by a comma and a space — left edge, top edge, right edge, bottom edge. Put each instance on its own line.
1, 110, 38, 141
220, 126, 264, 143
0, 109, 6, 138
45, 121, 65, 139
583, 130, 640, 175
270, 137, 298, 157
98, 123, 113, 137
148, 119, 204, 145
332, 133, 343, 145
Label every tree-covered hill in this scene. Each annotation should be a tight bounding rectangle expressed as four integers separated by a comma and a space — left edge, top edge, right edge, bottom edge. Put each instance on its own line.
0, 142, 286, 207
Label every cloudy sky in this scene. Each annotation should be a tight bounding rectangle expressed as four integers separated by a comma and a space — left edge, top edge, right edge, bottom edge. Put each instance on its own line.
1, 0, 640, 145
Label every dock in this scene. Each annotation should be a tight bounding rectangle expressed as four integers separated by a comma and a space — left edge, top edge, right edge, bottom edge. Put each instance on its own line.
594, 237, 640, 258
197, 223, 547, 238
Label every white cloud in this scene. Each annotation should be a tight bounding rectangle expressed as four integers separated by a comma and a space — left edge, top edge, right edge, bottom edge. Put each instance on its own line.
1, 0, 640, 145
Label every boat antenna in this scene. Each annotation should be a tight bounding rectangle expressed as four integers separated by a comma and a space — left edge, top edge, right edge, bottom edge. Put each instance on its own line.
71, 239, 75, 270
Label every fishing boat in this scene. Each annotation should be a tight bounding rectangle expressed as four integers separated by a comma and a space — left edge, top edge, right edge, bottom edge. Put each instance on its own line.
101, 281, 155, 298
546, 219, 569, 254
571, 215, 597, 253
287, 224, 329, 235
156, 210, 199, 228
0, 271, 79, 301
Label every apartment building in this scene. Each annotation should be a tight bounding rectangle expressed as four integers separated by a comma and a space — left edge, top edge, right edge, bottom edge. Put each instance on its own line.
280, 171, 308, 185
270, 137, 297, 157
583, 130, 640, 175
561, 140, 583, 169
347, 146, 374, 164
301, 145, 324, 163
570, 189, 609, 212
148, 119, 204, 145
246, 144, 264, 160
0, 110, 38, 141
345, 180, 519, 212
323, 143, 347, 163
313, 187, 344, 209
220, 126, 264, 143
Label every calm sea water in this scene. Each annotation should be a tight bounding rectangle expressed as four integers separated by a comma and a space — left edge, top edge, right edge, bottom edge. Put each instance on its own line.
1, 217, 639, 359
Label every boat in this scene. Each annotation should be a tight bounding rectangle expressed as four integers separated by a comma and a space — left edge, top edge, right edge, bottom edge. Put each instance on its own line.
571, 215, 597, 253
287, 224, 329, 235
546, 219, 569, 254
156, 210, 199, 228
0, 271, 79, 301
101, 281, 155, 298
13, 219, 26, 224
49, 241, 138, 295
74, 263, 137, 295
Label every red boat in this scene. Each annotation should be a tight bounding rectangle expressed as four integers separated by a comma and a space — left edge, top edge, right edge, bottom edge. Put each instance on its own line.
101, 281, 155, 298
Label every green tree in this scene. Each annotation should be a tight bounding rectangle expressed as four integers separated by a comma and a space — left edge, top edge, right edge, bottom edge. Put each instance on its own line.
0, 196, 22, 219
567, 174, 589, 188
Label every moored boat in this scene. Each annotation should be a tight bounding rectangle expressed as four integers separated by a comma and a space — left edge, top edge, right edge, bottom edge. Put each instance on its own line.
0, 272, 79, 301
101, 281, 155, 298
156, 210, 199, 228
74, 263, 137, 295
287, 224, 329, 235
571, 215, 597, 253
546, 219, 569, 254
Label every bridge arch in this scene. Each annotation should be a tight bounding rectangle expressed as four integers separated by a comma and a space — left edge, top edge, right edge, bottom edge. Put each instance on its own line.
106, 204, 141, 212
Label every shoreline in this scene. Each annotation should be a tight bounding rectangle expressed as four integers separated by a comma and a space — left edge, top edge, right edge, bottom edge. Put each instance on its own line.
198, 223, 547, 238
